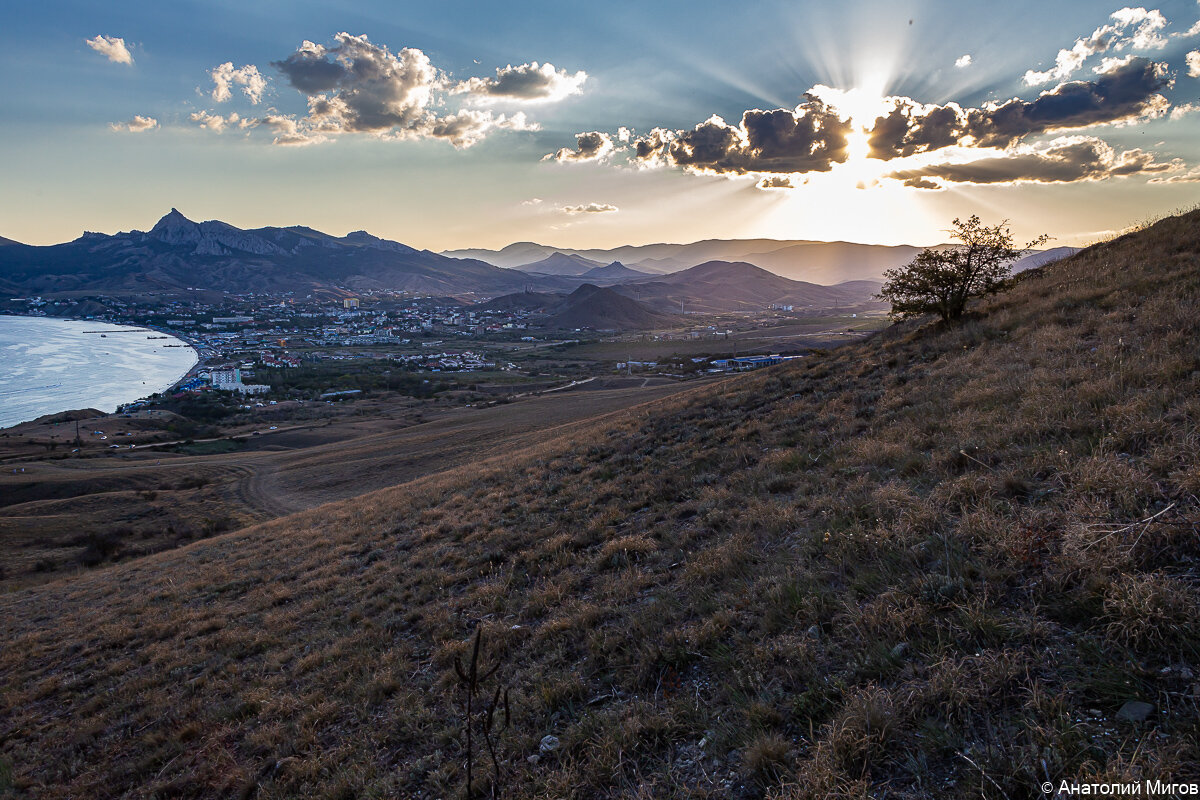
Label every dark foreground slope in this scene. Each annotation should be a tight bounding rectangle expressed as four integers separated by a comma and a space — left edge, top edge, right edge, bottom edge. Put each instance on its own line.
2, 212, 1199, 798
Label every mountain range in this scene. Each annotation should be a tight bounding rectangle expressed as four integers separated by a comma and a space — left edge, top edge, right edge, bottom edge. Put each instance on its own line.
0, 210, 572, 298
445, 238, 951, 283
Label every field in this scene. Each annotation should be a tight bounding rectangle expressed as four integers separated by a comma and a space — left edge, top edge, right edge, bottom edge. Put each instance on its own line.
0, 377, 710, 590
1, 211, 1198, 798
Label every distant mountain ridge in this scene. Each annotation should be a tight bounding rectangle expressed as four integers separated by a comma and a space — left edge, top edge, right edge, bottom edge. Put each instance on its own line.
0, 210, 571, 297
443, 238, 955, 283
514, 252, 605, 277
615, 260, 886, 313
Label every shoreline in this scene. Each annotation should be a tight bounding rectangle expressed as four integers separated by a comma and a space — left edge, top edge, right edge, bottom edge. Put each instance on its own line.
0, 314, 201, 430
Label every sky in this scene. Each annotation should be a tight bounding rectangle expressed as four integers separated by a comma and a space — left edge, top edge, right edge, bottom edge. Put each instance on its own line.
3, 0, 1200, 251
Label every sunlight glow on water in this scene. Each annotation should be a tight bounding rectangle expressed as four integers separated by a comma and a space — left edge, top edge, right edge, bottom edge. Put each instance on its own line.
0, 316, 198, 428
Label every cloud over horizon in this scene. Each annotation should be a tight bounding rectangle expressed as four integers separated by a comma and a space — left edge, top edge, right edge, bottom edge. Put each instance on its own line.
885, 135, 1179, 186
561, 202, 618, 214
86, 35, 133, 65
630, 97, 852, 175
111, 115, 157, 132
868, 56, 1170, 160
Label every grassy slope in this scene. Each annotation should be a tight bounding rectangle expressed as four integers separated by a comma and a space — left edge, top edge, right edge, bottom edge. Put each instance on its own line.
2, 212, 1199, 798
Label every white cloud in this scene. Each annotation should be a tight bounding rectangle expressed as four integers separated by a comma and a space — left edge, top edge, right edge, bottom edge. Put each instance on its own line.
454, 62, 587, 102
561, 203, 618, 214
1188, 49, 1200, 77
1149, 165, 1200, 183
1024, 7, 1170, 86
190, 111, 256, 132
211, 63, 267, 104
955, 54, 973, 68
1170, 102, 1200, 119
111, 115, 157, 132
86, 35, 132, 65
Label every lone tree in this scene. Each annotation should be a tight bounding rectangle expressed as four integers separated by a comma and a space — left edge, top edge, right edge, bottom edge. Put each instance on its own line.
877, 216, 1049, 322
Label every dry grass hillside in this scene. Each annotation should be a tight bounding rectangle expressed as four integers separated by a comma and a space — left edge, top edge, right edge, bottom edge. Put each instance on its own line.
2, 211, 1199, 798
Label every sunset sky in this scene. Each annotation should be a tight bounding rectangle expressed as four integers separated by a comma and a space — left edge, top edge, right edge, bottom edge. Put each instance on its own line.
4, 0, 1200, 251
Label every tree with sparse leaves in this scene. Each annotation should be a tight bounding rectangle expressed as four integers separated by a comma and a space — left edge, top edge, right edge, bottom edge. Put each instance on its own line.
877, 216, 1049, 322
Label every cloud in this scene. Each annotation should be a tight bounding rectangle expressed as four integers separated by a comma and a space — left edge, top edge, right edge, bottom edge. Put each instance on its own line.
885, 135, 1178, 185
757, 176, 794, 189
1023, 7, 1168, 86
110, 115, 157, 132
1170, 101, 1200, 119
955, 54, 973, 68
454, 62, 586, 102
190, 111, 256, 132
544, 131, 616, 162
561, 203, 618, 214
261, 114, 328, 147
903, 177, 943, 190
255, 33, 551, 148
869, 56, 1170, 160
1188, 50, 1200, 77
86, 35, 133, 65
1149, 165, 1200, 183
631, 96, 852, 175
211, 63, 267, 104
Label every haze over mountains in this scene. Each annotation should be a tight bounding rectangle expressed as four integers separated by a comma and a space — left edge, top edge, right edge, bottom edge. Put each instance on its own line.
445, 238, 949, 283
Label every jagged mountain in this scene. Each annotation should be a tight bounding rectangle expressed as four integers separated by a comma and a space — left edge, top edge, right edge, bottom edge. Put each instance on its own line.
0, 210, 572, 297
615, 260, 885, 313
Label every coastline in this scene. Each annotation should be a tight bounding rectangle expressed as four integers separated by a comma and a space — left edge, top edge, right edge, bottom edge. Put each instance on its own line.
0, 314, 201, 430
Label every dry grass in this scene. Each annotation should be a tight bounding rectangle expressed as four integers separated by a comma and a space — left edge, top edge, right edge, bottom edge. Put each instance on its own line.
2, 211, 1200, 797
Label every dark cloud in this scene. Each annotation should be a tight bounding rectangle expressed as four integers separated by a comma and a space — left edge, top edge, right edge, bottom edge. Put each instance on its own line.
902, 177, 942, 190
757, 176, 794, 189
632, 97, 851, 175
272, 41, 347, 93
258, 33, 543, 147
886, 136, 1178, 185
545, 131, 615, 162
869, 57, 1170, 160
455, 62, 586, 102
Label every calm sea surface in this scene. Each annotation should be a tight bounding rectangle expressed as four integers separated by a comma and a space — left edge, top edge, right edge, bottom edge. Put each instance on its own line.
0, 315, 198, 429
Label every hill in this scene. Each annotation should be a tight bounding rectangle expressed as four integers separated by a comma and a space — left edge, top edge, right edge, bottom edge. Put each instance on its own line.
542, 283, 679, 330
515, 252, 605, 277
580, 261, 652, 283
2, 211, 1198, 797
444, 238, 948, 281
0, 209, 569, 298
616, 259, 885, 312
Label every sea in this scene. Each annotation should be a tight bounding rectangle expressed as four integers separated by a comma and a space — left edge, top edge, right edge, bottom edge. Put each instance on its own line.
0, 315, 199, 429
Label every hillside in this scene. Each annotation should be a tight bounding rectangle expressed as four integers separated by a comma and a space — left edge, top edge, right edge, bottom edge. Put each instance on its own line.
580, 261, 653, 283
0, 210, 568, 298
617, 260, 885, 313
542, 283, 679, 330
2, 211, 1199, 798
515, 252, 605, 277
